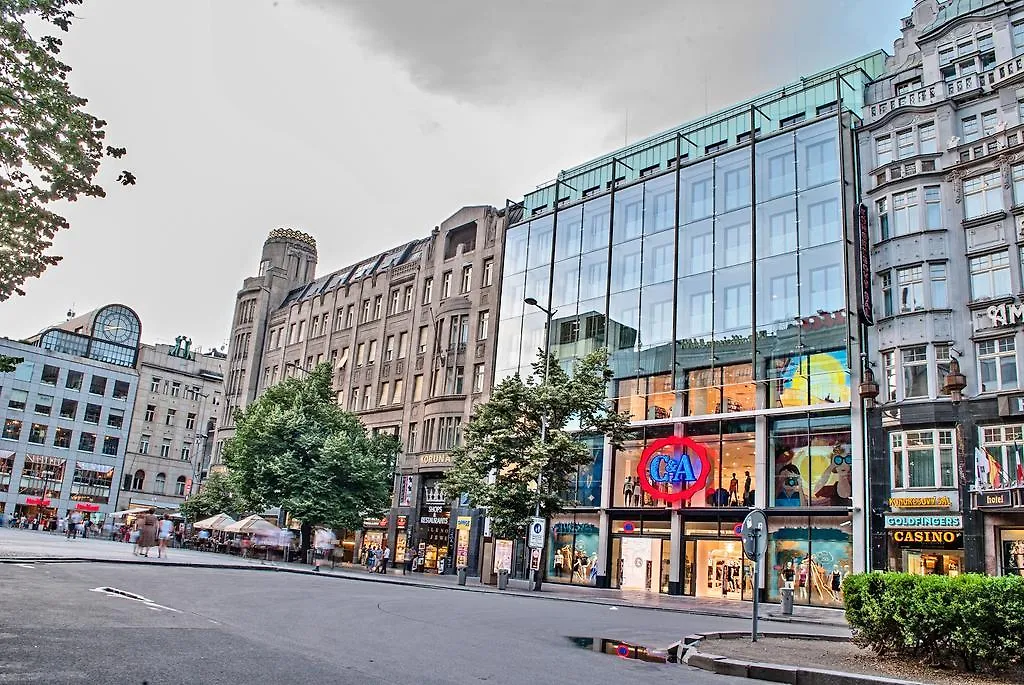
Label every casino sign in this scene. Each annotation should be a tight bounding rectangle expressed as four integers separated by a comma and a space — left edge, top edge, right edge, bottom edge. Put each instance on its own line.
636, 436, 712, 504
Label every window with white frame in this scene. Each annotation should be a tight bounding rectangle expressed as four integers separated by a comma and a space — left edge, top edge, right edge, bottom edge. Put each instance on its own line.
919, 122, 937, 154
935, 344, 951, 394
875, 136, 892, 167
881, 271, 893, 317
889, 429, 956, 489
1013, 163, 1024, 206
978, 336, 1018, 392
902, 346, 929, 398
896, 129, 915, 159
969, 250, 1011, 300
924, 186, 941, 229
882, 350, 896, 401
962, 115, 979, 141
877, 197, 890, 240
892, 189, 919, 235
982, 109, 999, 136
980, 425, 1024, 487
930, 263, 947, 308
963, 171, 1004, 219
896, 266, 924, 313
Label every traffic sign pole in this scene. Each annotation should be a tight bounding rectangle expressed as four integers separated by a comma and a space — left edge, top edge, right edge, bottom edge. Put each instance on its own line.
751, 528, 760, 643
741, 509, 768, 643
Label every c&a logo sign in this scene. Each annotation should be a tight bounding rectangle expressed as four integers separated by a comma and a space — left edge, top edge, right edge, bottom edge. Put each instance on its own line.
636, 436, 712, 504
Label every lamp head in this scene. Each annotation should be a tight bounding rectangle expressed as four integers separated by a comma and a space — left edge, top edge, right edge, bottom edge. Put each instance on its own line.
524, 297, 538, 307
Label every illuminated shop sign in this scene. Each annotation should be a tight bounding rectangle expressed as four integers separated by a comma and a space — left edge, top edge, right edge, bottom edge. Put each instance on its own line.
888, 496, 952, 509
891, 530, 962, 544
636, 436, 712, 504
884, 514, 962, 529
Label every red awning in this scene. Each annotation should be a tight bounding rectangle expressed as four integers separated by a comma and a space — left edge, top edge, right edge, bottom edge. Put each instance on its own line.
75, 503, 100, 512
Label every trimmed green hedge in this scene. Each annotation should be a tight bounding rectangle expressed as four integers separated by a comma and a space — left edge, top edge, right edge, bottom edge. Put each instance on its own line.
844, 572, 1024, 672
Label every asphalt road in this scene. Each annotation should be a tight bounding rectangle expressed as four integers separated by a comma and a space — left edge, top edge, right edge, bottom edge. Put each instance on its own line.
0, 561, 763, 685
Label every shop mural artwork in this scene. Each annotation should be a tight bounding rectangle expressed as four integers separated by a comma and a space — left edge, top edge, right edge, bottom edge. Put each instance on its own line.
773, 350, 850, 408
548, 517, 599, 586
768, 525, 852, 608
774, 436, 853, 507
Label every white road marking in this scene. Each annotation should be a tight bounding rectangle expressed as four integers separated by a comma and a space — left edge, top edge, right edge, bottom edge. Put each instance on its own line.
89, 586, 181, 613
13, 564, 33, 569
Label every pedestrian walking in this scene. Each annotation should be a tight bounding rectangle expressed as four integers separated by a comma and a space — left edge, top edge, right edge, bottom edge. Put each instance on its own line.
380, 545, 390, 574
82, 516, 92, 539
136, 509, 158, 557
157, 515, 174, 559
404, 547, 414, 575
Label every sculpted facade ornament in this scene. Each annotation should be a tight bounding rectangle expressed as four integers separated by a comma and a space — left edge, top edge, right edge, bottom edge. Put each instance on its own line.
945, 169, 966, 203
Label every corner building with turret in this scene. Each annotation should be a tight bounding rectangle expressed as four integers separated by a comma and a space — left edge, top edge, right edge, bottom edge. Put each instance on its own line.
215, 208, 504, 573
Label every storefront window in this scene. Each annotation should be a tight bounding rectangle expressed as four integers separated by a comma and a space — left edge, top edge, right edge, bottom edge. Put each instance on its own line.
888, 529, 963, 576
685, 420, 756, 508
18, 454, 65, 498
771, 414, 852, 507
1000, 529, 1024, 576
70, 461, 114, 504
547, 513, 599, 585
0, 449, 13, 492
612, 426, 673, 508
767, 515, 852, 608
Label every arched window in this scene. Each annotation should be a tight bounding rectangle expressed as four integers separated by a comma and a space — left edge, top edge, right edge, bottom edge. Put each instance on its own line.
131, 469, 145, 491
155, 472, 166, 494
175, 475, 187, 496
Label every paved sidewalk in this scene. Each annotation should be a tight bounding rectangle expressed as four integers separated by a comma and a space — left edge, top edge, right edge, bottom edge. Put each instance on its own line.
0, 526, 848, 628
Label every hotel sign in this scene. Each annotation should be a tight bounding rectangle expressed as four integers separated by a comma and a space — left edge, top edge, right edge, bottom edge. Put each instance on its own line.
419, 452, 452, 468
888, 495, 952, 509
884, 514, 962, 529
978, 490, 1011, 507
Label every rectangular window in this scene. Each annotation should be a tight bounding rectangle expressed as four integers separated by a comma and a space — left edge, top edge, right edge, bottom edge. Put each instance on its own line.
139, 435, 150, 454
367, 340, 377, 364
890, 429, 956, 489
159, 441, 170, 458
413, 375, 424, 402
969, 250, 1011, 300
883, 351, 896, 401
978, 336, 1019, 392
83, 403, 101, 424
360, 300, 370, 323
53, 427, 72, 449
59, 398, 77, 420
2, 419, 21, 441
40, 364, 59, 386
170, 382, 181, 397
806, 199, 840, 246
392, 379, 404, 405
107, 408, 124, 429
402, 286, 413, 311
877, 197, 889, 240
112, 380, 129, 400
924, 186, 941, 229
896, 129, 915, 159
144, 404, 155, 422
398, 332, 408, 359
373, 296, 382, 320
362, 386, 372, 410
441, 272, 452, 299
102, 436, 119, 456
881, 271, 893, 317
378, 382, 389, 407
345, 305, 354, 328
27, 423, 47, 444
936, 344, 951, 395
477, 310, 490, 340
929, 263, 947, 308
473, 363, 485, 393
896, 265, 924, 313
982, 109, 998, 136
1014, 21, 1024, 55
964, 171, 1004, 219
13, 361, 33, 381
482, 258, 494, 287
767, 210, 796, 255
7, 389, 27, 411
63, 370, 82, 391
33, 394, 53, 416
89, 375, 107, 396
407, 423, 417, 452
1014, 163, 1024, 206
389, 290, 400, 315
875, 135, 892, 166
892, 189, 919, 235
963, 115, 979, 141
417, 326, 429, 354
423, 277, 433, 305
919, 122, 937, 154
902, 346, 929, 398
461, 265, 473, 293
185, 412, 196, 430
385, 336, 395, 362
165, 408, 176, 426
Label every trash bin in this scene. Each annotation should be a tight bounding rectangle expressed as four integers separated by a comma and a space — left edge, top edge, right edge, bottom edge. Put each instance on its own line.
457, 567, 468, 586
781, 587, 794, 615
497, 569, 509, 590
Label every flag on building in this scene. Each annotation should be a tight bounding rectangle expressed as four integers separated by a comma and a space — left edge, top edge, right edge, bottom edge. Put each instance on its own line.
987, 449, 1004, 488
976, 447, 990, 488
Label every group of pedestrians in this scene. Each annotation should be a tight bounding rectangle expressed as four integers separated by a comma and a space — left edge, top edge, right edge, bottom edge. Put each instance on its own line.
129, 509, 175, 559
362, 544, 391, 573
63, 510, 94, 539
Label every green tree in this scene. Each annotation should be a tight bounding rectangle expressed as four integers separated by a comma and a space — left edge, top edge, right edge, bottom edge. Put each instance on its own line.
0, 355, 21, 373
179, 470, 238, 523
223, 363, 399, 553
0, 0, 135, 302
443, 348, 629, 541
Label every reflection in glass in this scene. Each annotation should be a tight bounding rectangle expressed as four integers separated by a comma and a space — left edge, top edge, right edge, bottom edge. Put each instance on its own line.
582, 196, 611, 252
527, 215, 554, 270
614, 185, 644, 243
644, 175, 676, 235
555, 206, 584, 261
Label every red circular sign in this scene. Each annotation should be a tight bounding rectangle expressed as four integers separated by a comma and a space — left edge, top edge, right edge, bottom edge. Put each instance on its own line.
636, 436, 712, 504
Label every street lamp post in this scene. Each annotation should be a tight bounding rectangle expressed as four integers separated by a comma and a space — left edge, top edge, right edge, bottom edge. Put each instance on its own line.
38, 469, 54, 529
525, 297, 556, 592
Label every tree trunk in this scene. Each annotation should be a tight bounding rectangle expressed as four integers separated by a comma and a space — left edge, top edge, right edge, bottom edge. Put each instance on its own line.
299, 521, 312, 562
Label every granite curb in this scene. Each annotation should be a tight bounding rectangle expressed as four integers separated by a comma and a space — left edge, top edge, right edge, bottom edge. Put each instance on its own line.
682, 631, 923, 685
0, 556, 846, 627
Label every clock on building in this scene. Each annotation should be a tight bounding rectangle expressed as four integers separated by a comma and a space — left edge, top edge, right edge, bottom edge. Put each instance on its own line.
94, 308, 136, 344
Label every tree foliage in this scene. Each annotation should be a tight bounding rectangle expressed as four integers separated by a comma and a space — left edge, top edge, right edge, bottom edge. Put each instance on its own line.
0, 354, 21, 373
443, 349, 629, 539
223, 363, 399, 546
0, 0, 134, 302
179, 470, 239, 523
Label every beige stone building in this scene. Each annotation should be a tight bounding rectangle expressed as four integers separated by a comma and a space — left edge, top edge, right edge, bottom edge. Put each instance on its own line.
116, 337, 225, 512
216, 206, 505, 572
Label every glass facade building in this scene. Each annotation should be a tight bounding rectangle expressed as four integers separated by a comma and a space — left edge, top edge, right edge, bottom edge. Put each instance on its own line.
495, 54, 885, 605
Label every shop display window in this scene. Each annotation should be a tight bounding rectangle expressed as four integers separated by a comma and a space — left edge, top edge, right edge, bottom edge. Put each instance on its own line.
684, 364, 756, 417
547, 513, 600, 586
0, 450, 12, 492
766, 515, 852, 607
562, 437, 603, 507
612, 426, 674, 508
1000, 529, 1024, 577
70, 461, 114, 504
685, 420, 756, 508
17, 454, 65, 497
770, 414, 852, 507
611, 534, 671, 593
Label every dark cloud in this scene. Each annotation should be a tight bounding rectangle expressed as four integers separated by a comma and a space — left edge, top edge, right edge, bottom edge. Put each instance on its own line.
311, 0, 906, 143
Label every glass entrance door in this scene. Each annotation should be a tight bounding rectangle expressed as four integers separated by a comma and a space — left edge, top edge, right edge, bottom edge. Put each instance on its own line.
692, 538, 753, 600
611, 536, 671, 592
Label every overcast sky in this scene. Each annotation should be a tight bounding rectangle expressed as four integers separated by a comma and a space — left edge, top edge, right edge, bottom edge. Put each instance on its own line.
0, 0, 906, 351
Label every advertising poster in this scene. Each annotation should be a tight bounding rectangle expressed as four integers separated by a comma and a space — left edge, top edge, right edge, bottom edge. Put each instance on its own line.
455, 516, 471, 569
494, 539, 513, 572
768, 523, 852, 608
772, 349, 850, 408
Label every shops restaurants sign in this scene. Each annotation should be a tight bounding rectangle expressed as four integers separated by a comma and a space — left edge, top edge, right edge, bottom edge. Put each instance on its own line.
636, 436, 712, 504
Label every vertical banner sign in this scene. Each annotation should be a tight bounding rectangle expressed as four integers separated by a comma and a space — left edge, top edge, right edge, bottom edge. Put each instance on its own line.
494, 539, 513, 573
456, 515, 472, 569
529, 547, 542, 571
184, 477, 193, 497
855, 203, 873, 325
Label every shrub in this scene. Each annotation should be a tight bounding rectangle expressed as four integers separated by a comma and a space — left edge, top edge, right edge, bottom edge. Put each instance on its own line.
843, 572, 1024, 672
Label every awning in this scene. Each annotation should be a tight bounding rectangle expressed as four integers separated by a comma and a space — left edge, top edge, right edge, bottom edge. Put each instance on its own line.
192, 513, 235, 530
108, 507, 150, 517
128, 497, 180, 510
223, 514, 281, 536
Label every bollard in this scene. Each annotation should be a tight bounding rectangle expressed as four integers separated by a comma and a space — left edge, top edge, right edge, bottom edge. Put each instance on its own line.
458, 567, 468, 586
781, 587, 794, 615
497, 569, 509, 590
